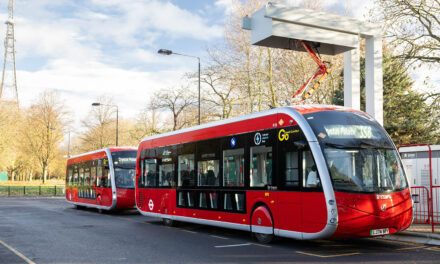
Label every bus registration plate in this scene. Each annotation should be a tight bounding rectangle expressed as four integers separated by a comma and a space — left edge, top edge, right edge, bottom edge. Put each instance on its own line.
370, 228, 389, 236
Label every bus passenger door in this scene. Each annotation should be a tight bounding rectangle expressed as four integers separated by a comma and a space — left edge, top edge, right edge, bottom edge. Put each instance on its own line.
276, 126, 303, 233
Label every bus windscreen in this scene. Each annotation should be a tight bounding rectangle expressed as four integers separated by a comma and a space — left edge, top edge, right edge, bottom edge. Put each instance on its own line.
112, 151, 137, 189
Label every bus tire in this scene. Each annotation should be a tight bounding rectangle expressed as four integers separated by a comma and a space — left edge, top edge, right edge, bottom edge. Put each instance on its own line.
163, 218, 177, 227
254, 232, 274, 244
75, 205, 83, 210
251, 204, 274, 244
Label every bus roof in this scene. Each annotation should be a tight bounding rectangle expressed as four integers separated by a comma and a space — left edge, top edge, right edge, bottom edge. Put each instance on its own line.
138, 105, 359, 151
68, 146, 137, 162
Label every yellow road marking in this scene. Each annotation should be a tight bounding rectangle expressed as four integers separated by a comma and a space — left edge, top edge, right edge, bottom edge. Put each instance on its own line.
182, 229, 197, 234
396, 245, 427, 251
210, 235, 228, 240
296, 251, 360, 258
425, 247, 440, 252
381, 239, 420, 246
251, 243, 272, 248
0, 239, 36, 264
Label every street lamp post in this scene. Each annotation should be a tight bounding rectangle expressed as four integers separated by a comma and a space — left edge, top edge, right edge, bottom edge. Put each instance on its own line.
158, 49, 201, 125
92, 102, 119, 146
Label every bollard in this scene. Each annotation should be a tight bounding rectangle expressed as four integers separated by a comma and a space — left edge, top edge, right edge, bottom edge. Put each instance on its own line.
8, 186, 10, 196
54, 186, 57, 196
39, 186, 41, 196
24, 186, 26, 196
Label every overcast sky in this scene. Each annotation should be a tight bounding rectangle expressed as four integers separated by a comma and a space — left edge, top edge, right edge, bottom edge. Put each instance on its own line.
0, 0, 380, 128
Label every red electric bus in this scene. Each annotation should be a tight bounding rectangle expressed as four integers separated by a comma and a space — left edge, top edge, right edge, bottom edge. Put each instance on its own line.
135, 106, 412, 242
66, 147, 137, 212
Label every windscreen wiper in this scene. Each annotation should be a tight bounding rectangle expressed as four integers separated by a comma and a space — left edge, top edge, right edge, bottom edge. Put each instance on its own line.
113, 165, 135, 169
358, 140, 393, 149
323, 142, 351, 149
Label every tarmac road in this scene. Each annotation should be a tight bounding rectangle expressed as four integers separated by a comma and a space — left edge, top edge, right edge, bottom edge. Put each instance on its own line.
1, 197, 440, 264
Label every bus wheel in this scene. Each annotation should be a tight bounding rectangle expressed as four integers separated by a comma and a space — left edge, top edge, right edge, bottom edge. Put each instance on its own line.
75, 205, 82, 210
254, 233, 274, 244
251, 205, 274, 244
98, 208, 104, 214
162, 218, 176, 227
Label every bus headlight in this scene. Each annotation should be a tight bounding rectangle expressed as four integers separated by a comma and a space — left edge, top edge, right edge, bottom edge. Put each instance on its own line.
330, 218, 337, 224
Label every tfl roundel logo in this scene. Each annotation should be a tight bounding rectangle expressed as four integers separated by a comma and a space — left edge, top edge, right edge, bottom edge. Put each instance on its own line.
254, 133, 262, 145
148, 199, 154, 211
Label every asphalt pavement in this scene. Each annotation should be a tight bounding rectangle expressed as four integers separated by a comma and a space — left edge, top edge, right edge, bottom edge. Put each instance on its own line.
1, 197, 440, 263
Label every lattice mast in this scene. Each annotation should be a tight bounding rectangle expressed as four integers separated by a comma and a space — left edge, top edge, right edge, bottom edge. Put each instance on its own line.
0, 0, 18, 104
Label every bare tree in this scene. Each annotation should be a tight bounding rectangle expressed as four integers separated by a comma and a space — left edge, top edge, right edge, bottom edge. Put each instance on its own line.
152, 86, 196, 131
377, 0, 440, 64
80, 96, 116, 151
131, 102, 163, 142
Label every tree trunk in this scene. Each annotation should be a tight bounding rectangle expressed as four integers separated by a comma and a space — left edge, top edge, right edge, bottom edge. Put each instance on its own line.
42, 164, 48, 184
29, 170, 33, 182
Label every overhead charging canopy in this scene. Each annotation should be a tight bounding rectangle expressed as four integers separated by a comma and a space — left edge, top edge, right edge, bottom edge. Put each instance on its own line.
242, 3, 384, 124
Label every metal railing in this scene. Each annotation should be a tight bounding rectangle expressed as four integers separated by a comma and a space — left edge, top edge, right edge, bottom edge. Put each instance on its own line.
0, 186, 65, 197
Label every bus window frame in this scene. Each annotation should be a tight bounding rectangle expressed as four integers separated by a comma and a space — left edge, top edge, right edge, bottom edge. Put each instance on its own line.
248, 129, 276, 190
196, 138, 222, 188
157, 145, 177, 188
222, 134, 248, 190
177, 143, 196, 188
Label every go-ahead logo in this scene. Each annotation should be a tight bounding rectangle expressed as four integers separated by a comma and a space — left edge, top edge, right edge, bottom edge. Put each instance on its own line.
278, 129, 299, 141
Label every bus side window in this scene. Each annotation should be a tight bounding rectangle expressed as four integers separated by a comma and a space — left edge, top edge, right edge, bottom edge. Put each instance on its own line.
91, 161, 97, 187
159, 162, 174, 187
223, 149, 244, 187
285, 151, 299, 187
79, 165, 84, 188
103, 158, 110, 188
97, 159, 103, 187
198, 160, 220, 187
73, 164, 78, 187
144, 159, 158, 187
303, 150, 321, 189
84, 162, 91, 188
178, 154, 195, 187
250, 146, 272, 187
67, 166, 73, 187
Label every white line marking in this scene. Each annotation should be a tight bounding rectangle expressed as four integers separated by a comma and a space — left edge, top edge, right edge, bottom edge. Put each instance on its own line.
0, 239, 36, 264
215, 243, 251, 248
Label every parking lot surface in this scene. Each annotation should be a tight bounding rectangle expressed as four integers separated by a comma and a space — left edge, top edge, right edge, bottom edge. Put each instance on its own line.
1, 197, 440, 263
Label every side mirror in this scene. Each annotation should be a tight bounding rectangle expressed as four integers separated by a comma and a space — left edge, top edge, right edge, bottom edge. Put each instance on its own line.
294, 140, 307, 150
411, 194, 420, 204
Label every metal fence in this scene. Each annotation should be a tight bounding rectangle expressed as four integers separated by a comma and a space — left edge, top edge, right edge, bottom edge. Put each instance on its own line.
0, 186, 65, 197
409, 186, 440, 233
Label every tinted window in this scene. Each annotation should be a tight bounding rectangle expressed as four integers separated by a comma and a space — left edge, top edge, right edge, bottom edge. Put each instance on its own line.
304, 111, 394, 148
223, 148, 244, 187
112, 151, 137, 189
178, 154, 195, 187
303, 150, 321, 189
250, 146, 272, 187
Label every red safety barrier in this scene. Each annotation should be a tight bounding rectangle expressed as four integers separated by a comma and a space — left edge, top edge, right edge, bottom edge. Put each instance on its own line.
432, 186, 440, 225
400, 144, 434, 232
411, 186, 431, 224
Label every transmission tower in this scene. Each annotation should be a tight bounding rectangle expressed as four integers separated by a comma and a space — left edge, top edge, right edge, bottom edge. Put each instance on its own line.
0, 0, 18, 104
